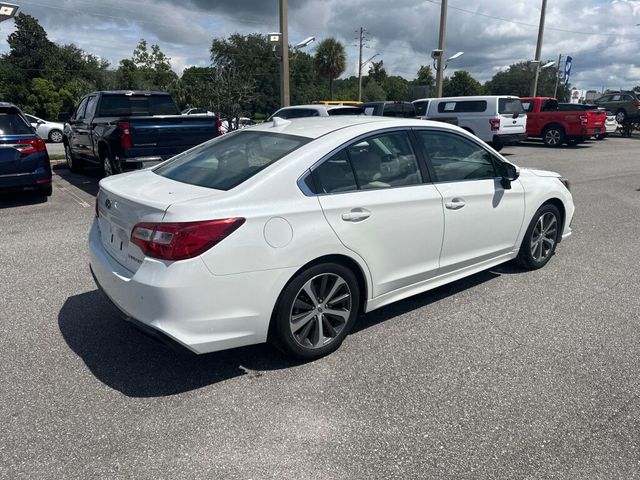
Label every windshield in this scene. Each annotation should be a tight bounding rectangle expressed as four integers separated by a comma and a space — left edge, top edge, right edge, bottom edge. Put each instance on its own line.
154, 130, 311, 190
97, 94, 180, 117
498, 98, 525, 115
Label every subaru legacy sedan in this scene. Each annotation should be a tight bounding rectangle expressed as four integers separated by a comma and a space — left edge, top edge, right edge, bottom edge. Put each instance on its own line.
90, 117, 574, 360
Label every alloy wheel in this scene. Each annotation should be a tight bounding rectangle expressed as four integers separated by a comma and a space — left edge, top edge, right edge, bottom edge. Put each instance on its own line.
545, 129, 561, 146
49, 130, 63, 143
530, 212, 557, 262
103, 155, 113, 177
289, 273, 352, 349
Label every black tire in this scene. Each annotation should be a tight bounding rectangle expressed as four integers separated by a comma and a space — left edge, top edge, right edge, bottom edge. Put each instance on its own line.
516, 204, 562, 270
542, 126, 565, 147
48, 129, 63, 143
101, 150, 116, 177
269, 262, 360, 360
64, 142, 83, 173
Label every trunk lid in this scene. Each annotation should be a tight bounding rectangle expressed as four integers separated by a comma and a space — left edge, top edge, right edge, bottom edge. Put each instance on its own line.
0, 135, 43, 175
96, 170, 221, 272
498, 98, 527, 134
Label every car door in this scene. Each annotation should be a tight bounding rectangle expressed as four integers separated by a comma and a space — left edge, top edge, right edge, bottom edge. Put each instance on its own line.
313, 130, 445, 297
73, 95, 98, 161
414, 129, 525, 273
69, 97, 88, 159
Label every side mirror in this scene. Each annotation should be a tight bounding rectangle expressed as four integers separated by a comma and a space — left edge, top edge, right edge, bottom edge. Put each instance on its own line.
57, 112, 71, 122
500, 163, 519, 190
37, 119, 45, 125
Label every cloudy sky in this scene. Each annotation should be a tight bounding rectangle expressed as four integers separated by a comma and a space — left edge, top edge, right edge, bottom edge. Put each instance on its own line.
1, 0, 639, 91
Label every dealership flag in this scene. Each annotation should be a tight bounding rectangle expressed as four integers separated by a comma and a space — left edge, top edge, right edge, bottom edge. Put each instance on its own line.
564, 56, 573, 86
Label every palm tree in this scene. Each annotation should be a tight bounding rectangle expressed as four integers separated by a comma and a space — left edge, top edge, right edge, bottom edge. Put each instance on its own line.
314, 38, 346, 99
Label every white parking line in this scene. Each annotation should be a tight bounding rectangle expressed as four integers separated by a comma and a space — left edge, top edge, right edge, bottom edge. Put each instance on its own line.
52, 172, 92, 208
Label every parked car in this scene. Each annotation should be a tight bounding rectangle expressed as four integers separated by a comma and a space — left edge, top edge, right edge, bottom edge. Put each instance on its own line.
0, 103, 52, 196
181, 108, 215, 116
90, 116, 574, 360
425, 96, 527, 151
220, 117, 255, 134
412, 98, 433, 119
362, 101, 416, 118
24, 114, 64, 143
520, 97, 604, 147
603, 110, 619, 138
269, 104, 364, 120
59, 91, 223, 177
594, 91, 640, 124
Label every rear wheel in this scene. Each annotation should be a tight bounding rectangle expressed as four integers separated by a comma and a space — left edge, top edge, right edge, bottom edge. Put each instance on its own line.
543, 127, 564, 147
48, 129, 63, 143
270, 263, 360, 360
516, 204, 561, 270
64, 143, 83, 173
101, 150, 115, 177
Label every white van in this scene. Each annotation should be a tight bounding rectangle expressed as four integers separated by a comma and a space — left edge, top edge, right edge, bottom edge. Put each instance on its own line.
425, 96, 527, 151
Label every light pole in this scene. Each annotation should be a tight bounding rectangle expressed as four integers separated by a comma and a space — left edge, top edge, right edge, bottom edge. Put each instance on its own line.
279, 0, 289, 107
434, 0, 448, 97
432, 50, 464, 96
269, 32, 315, 106
358, 52, 379, 101
530, 0, 548, 97
0, 3, 18, 23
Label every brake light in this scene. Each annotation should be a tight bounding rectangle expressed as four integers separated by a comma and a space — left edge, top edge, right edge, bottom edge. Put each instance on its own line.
215, 118, 223, 137
117, 121, 133, 149
15, 138, 46, 155
489, 119, 500, 131
130, 218, 245, 261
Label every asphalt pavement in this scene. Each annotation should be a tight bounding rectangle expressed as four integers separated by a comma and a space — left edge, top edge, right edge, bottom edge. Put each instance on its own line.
1, 136, 639, 479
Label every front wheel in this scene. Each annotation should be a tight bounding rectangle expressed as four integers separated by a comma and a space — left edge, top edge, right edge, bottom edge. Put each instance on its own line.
270, 263, 360, 360
516, 204, 561, 270
543, 127, 564, 147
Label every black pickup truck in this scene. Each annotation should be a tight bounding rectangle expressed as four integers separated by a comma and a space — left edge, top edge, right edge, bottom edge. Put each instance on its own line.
59, 91, 222, 176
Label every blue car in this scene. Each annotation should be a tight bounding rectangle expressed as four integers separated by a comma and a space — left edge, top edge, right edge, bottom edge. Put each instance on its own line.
0, 103, 52, 196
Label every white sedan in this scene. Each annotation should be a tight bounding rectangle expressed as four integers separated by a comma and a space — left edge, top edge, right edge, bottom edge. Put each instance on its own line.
25, 114, 64, 143
90, 117, 574, 360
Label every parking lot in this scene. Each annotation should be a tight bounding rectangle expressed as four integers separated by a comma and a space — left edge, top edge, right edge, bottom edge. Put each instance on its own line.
1, 136, 639, 479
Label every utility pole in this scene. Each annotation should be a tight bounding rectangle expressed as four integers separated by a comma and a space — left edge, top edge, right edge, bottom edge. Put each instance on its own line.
435, 0, 448, 97
530, 0, 547, 97
553, 53, 563, 99
357, 27, 365, 102
279, 0, 290, 107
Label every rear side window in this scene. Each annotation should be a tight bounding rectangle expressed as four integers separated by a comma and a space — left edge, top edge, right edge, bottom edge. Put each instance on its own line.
499, 98, 525, 115
521, 101, 534, 113
155, 131, 310, 190
97, 94, 180, 117
0, 111, 34, 135
416, 130, 497, 182
438, 101, 487, 113
313, 150, 357, 193
413, 101, 429, 116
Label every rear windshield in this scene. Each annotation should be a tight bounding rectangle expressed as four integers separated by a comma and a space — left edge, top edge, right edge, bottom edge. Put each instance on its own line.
0, 111, 34, 135
498, 98, 525, 115
327, 107, 364, 116
97, 94, 180, 117
154, 131, 311, 190
413, 101, 429, 116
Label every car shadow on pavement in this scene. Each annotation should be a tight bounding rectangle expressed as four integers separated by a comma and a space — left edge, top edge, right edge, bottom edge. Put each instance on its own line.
53, 163, 101, 197
0, 191, 48, 208
60, 268, 510, 398
58, 290, 302, 398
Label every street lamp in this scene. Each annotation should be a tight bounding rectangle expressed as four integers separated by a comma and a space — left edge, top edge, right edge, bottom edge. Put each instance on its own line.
294, 36, 315, 49
0, 3, 18, 23
432, 50, 464, 96
530, 60, 555, 97
270, 31, 315, 107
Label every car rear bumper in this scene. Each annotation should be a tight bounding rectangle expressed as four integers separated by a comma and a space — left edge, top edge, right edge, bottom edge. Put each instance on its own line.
88, 220, 296, 354
494, 133, 528, 145
0, 167, 51, 191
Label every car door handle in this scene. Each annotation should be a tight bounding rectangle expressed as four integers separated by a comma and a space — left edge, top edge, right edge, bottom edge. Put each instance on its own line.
341, 208, 371, 222
445, 198, 466, 210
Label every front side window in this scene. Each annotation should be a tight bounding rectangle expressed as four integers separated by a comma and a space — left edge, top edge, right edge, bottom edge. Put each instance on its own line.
416, 130, 497, 182
84, 96, 98, 119
155, 131, 310, 190
73, 97, 89, 121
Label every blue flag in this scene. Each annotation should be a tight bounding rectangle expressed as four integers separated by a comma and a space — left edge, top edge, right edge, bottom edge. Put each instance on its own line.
564, 56, 572, 86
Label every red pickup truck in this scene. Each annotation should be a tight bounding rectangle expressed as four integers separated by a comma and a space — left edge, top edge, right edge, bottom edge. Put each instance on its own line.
520, 97, 605, 147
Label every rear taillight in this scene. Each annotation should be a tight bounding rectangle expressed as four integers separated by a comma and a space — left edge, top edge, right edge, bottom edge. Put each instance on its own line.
130, 218, 245, 261
117, 121, 133, 149
489, 119, 500, 131
215, 119, 223, 136
15, 138, 46, 155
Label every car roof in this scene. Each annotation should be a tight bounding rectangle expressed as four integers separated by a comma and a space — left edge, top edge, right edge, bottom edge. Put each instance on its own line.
433, 95, 520, 101
248, 116, 461, 139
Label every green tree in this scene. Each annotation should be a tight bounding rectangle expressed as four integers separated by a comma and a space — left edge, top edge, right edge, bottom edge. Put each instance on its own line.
410, 65, 435, 99
25, 78, 74, 119
314, 38, 346, 99
484, 61, 568, 99
368, 60, 387, 85
385, 76, 409, 100
443, 70, 484, 96
130, 39, 178, 90
5, 13, 55, 80
363, 79, 386, 101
